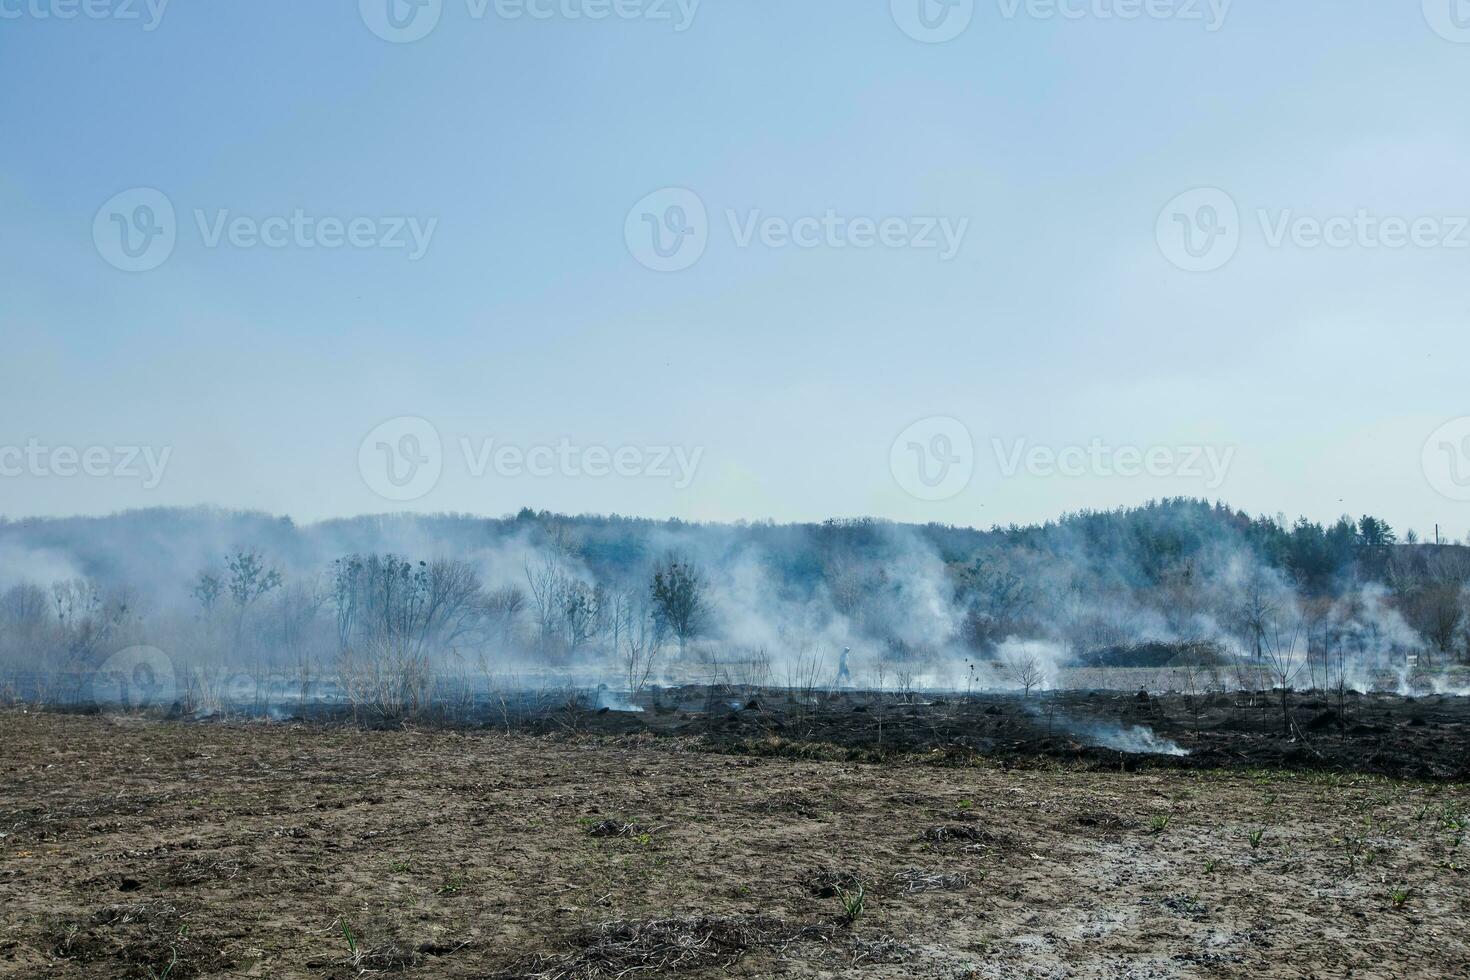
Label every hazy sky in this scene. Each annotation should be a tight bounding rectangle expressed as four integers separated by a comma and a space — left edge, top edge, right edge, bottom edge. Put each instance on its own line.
3, 0, 1468, 535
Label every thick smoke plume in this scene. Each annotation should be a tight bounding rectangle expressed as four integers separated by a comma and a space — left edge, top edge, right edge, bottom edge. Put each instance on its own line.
0, 500, 1465, 720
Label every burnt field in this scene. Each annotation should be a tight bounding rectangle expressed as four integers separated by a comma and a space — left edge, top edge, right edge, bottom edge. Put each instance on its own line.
498, 686, 1470, 783
3, 703, 1469, 979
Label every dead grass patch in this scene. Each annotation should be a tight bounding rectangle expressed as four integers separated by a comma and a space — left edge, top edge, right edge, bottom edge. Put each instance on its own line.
920, 824, 1011, 850
803, 865, 863, 898
892, 868, 972, 893
508, 915, 837, 979
46, 900, 217, 979
585, 819, 649, 839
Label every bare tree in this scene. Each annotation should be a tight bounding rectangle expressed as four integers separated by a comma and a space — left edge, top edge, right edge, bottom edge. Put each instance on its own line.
1004, 648, 1045, 698
224, 549, 282, 647
1234, 567, 1278, 661
50, 580, 135, 702
1159, 559, 1207, 642
619, 596, 664, 696
650, 555, 710, 654
190, 572, 223, 613
1322, 629, 1352, 726
524, 557, 568, 652
1260, 615, 1308, 736
783, 649, 824, 736
0, 583, 50, 648
333, 554, 484, 659
894, 666, 916, 703
271, 581, 325, 710
1389, 547, 1470, 666
417, 558, 485, 653
481, 585, 526, 647
561, 580, 605, 652
328, 554, 485, 723
1180, 661, 1215, 734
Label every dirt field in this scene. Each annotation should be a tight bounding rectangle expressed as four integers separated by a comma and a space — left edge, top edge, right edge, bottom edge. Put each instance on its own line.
2, 710, 1468, 979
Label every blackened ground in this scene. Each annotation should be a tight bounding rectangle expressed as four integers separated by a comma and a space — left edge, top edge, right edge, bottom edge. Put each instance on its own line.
513, 688, 1470, 782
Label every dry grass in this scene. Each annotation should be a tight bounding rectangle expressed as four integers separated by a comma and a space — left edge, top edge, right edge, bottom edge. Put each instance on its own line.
509, 916, 836, 979
891, 868, 972, 893
3, 711, 1469, 979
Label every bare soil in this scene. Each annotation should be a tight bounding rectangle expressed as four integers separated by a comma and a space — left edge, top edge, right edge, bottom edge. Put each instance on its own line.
1, 709, 1467, 979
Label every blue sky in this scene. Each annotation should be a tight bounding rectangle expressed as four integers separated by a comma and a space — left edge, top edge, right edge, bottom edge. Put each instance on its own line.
2, 0, 1468, 535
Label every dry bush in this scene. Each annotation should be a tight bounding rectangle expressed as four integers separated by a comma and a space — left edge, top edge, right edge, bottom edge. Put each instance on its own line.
920, 824, 1011, 850
511, 916, 835, 980
584, 819, 648, 839
891, 868, 971, 893
803, 865, 863, 898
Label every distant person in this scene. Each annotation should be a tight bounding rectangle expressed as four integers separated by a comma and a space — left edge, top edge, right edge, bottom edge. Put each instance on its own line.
836, 647, 852, 687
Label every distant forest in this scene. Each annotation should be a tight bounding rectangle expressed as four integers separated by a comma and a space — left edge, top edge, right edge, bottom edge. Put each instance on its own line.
0, 500, 1466, 708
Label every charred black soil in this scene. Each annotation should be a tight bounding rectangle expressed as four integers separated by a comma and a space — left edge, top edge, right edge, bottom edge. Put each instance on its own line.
510, 688, 1470, 783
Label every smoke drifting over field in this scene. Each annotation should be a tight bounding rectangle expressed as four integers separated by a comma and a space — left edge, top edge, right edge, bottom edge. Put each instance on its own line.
0, 500, 1466, 718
